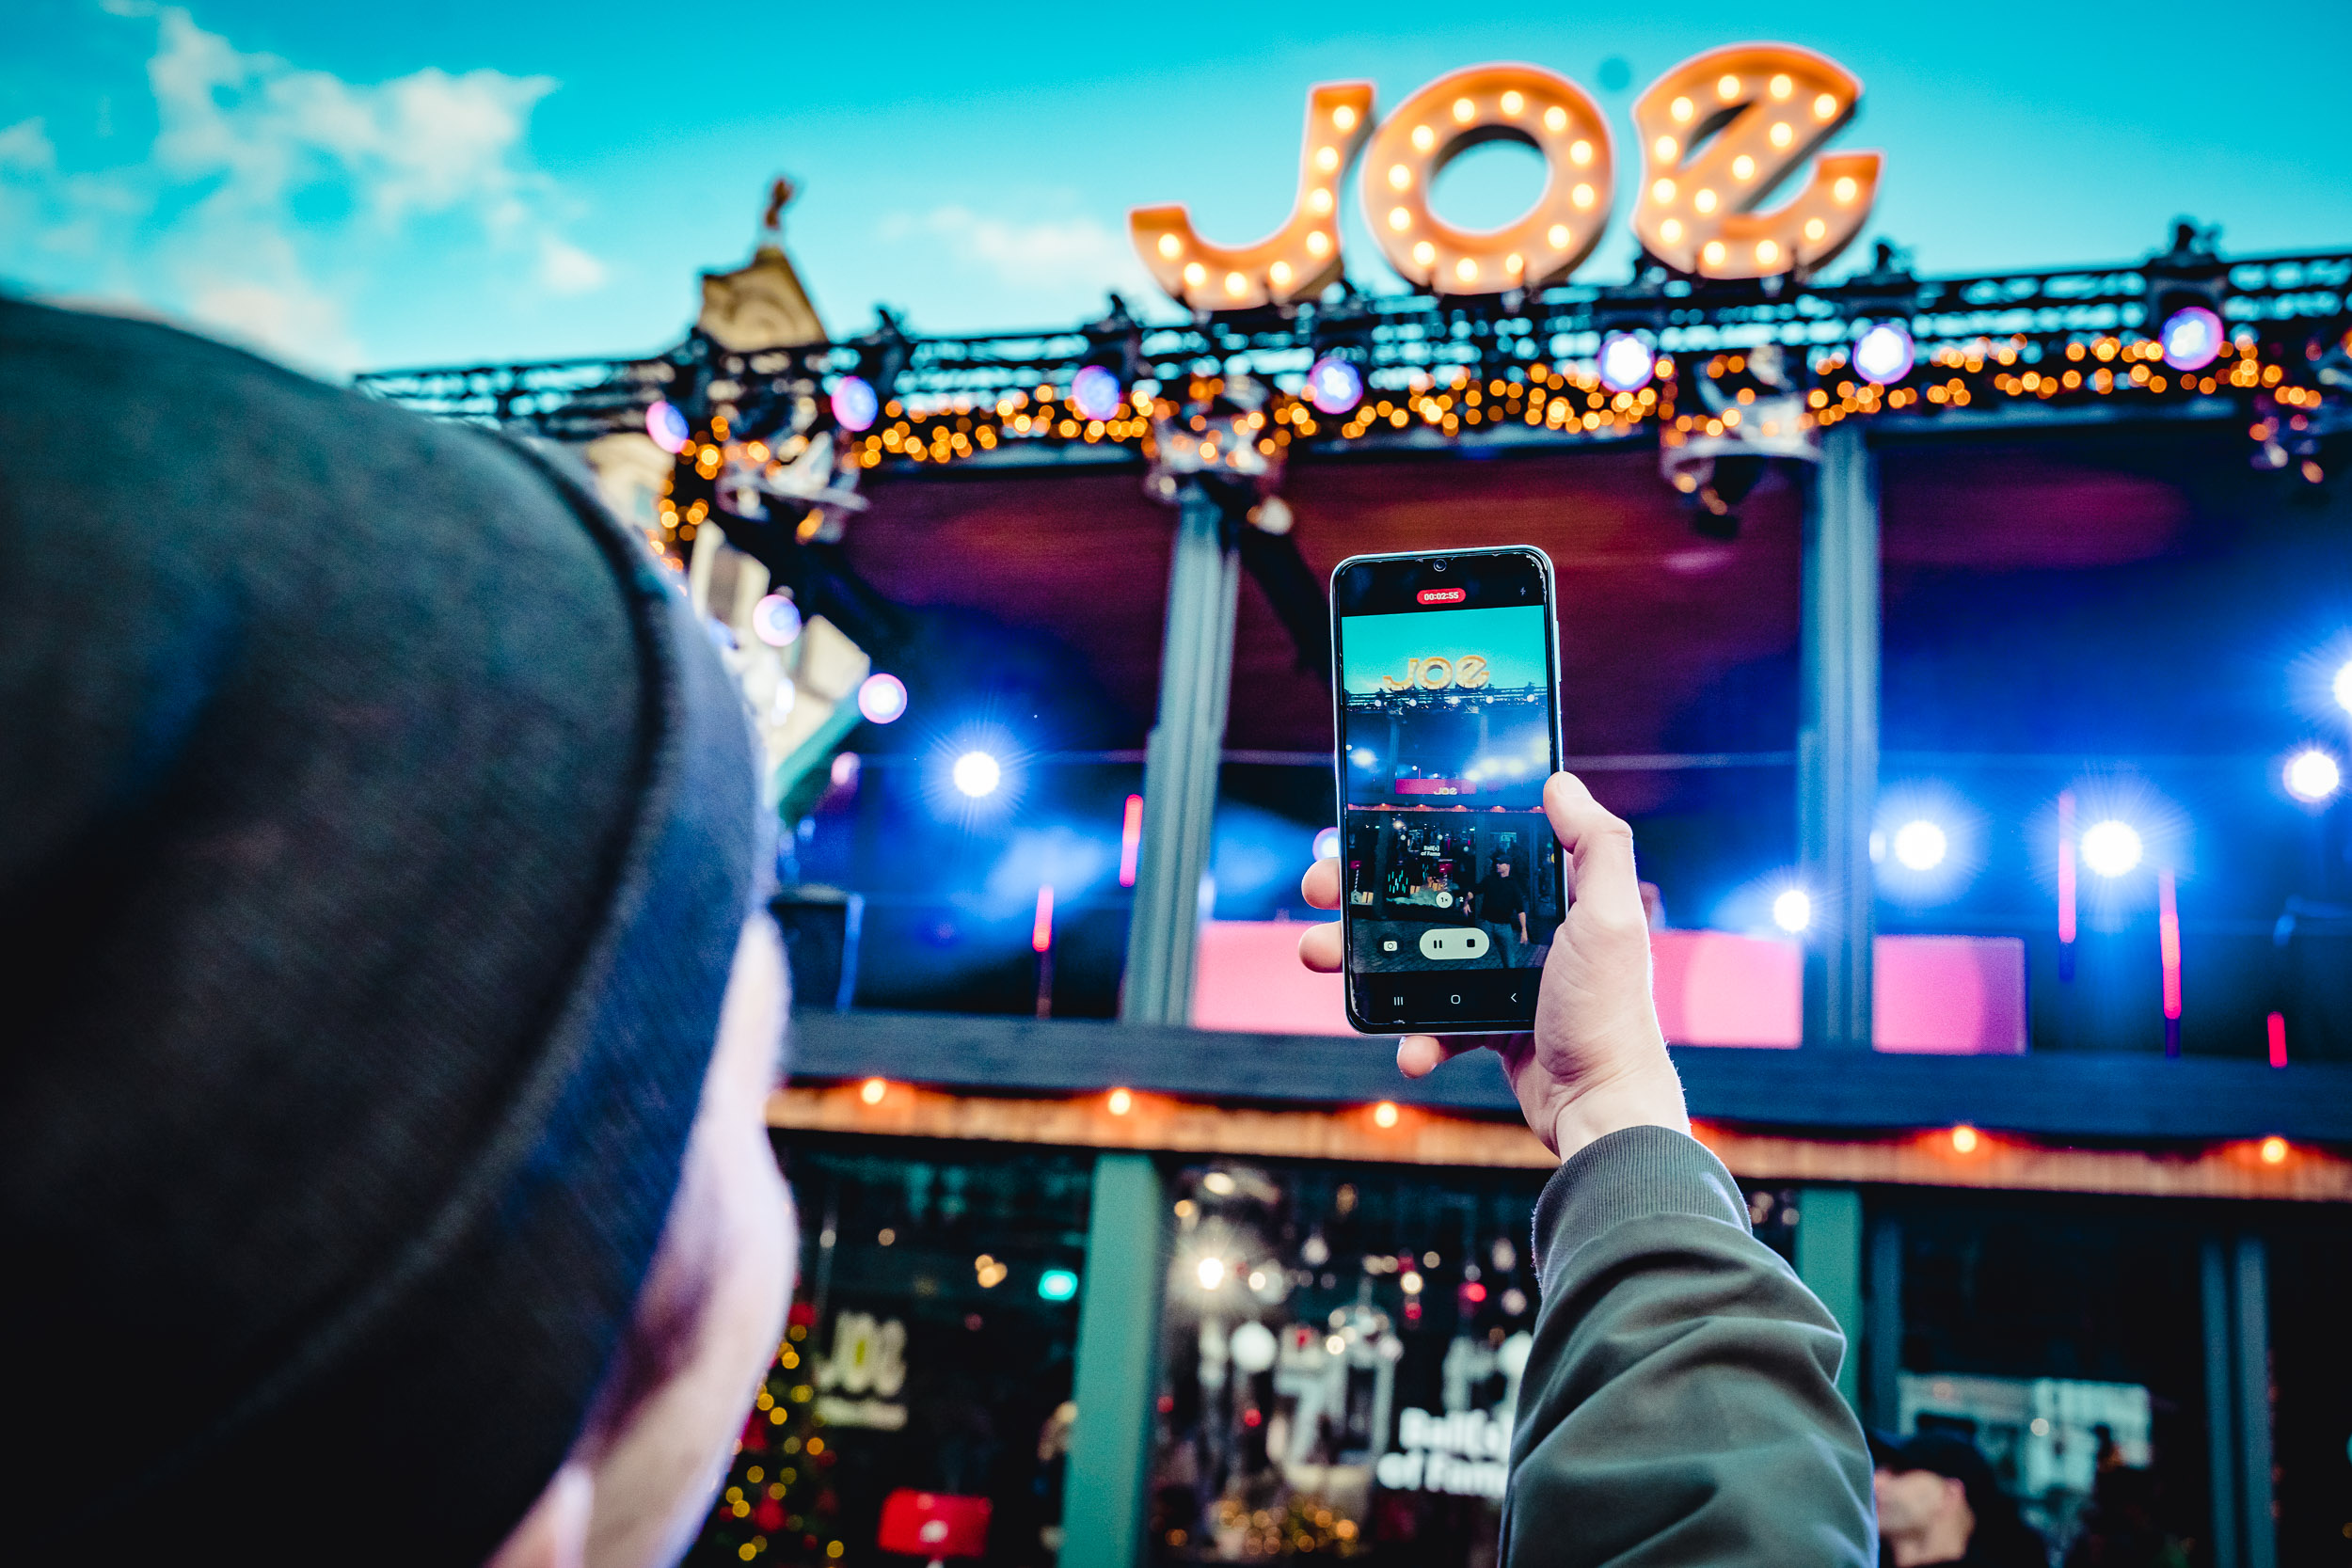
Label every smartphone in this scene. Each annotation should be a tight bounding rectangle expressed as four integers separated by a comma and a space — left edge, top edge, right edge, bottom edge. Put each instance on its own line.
1329, 546, 1565, 1035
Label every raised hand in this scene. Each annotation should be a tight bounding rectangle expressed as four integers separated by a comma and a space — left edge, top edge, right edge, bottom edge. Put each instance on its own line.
1298, 772, 1688, 1160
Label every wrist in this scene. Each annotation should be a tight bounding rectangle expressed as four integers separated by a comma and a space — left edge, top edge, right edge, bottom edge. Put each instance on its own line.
1548, 1061, 1689, 1162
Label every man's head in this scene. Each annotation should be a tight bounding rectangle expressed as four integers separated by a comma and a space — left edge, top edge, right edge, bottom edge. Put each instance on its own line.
0, 300, 793, 1565
1870, 1432, 2005, 1566
1496, 860, 1513, 877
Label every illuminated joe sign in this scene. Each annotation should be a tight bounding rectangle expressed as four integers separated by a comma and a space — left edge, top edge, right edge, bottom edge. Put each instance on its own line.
1132, 43, 1880, 309
1380, 654, 1490, 692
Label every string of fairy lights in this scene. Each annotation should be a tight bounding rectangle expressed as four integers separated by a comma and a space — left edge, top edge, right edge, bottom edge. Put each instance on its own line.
638, 316, 2345, 558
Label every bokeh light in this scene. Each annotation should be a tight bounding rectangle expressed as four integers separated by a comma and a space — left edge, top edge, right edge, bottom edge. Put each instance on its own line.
830, 375, 880, 433
1598, 333, 1656, 393
2159, 306, 2224, 372
856, 672, 908, 724
1852, 322, 1915, 384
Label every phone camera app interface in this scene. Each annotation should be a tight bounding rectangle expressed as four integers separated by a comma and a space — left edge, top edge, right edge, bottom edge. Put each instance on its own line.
1340, 587, 1559, 976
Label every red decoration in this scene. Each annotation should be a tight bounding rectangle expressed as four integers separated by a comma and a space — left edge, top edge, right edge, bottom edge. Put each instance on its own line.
876, 1491, 992, 1560
755, 1498, 787, 1532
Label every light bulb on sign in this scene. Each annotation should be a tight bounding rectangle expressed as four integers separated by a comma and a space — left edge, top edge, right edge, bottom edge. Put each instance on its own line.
1852, 322, 1915, 384
856, 673, 908, 725
645, 400, 691, 454
831, 375, 880, 433
1070, 365, 1123, 422
1598, 333, 1656, 393
2160, 306, 2224, 372
1307, 356, 1364, 414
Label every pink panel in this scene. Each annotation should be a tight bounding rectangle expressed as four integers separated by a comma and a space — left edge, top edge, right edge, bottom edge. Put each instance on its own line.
1193, 921, 2028, 1053
1872, 935, 2027, 1054
1193, 920, 1354, 1035
1651, 929, 1803, 1047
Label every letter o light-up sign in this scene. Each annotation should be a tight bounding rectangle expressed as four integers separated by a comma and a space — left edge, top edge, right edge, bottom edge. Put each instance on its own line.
1361, 65, 1614, 293
1630, 45, 1881, 280
1131, 43, 1881, 300
1132, 82, 1375, 311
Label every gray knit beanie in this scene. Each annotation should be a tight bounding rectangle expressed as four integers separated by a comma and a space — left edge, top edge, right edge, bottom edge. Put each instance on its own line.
0, 299, 768, 1562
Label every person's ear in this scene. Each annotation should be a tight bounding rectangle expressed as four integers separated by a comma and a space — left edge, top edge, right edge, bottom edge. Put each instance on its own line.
488, 1463, 594, 1568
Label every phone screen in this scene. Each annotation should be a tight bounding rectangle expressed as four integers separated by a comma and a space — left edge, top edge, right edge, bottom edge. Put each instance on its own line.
1331, 548, 1563, 1033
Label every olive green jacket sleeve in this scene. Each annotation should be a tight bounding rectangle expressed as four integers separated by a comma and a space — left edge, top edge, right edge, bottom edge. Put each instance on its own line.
1498, 1126, 1876, 1565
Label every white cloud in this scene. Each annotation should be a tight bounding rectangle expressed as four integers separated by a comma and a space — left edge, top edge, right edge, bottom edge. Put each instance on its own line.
882, 203, 1159, 309
537, 233, 608, 295
0, 118, 57, 174
0, 7, 600, 373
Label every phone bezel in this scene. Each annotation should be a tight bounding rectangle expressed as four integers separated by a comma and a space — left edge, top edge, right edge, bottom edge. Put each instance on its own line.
1327, 545, 1564, 1036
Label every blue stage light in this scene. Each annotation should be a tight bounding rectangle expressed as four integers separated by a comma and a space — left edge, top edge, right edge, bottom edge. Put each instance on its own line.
1313, 826, 1341, 860
1772, 888, 1811, 933
2334, 659, 2352, 715
2285, 748, 2342, 804
831, 375, 880, 433
951, 750, 1002, 799
1308, 356, 1364, 415
1852, 322, 1915, 385
1598, 334, 1656, 393
1892, 818, 1947, 871
2159, 306, 2224, 372
1071, 365, 1123, 422
645, 399, 690, 454
1038, 1268, 1079, 1302
2080, 819, 2143, 879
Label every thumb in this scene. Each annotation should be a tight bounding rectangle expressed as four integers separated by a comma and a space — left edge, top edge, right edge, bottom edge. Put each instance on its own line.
1542, 771, 1644, 924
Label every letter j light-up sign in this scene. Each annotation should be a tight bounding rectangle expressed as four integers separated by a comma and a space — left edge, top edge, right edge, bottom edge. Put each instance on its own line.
1130, 42, 1881, 302
1132, 82, 1375, 311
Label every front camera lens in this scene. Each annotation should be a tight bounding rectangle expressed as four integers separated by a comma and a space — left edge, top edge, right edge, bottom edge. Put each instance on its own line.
1432, 559, 1447, 572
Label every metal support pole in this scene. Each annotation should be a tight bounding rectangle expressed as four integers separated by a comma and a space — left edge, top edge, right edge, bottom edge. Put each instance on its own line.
2233, 1236, 2276, 1568
1794, 1185, 1865, 1412
2200, 1239, 2241, 1568
1121, 484, 1242, 1025
1864, 1217, 1904, 1430
1800, 421, 1880, 1049
1062, 1153, 1168, 1568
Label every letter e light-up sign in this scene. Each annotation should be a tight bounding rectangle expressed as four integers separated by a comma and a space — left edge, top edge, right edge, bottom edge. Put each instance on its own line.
1360, 64, 1613, 293
1129, 43, 1880, 302
1131, 82, 1375, 311
1629, 45, 1881, 280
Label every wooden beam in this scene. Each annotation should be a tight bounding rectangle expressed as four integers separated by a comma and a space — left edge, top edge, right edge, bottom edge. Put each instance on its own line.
769, 1083, 2352, 1203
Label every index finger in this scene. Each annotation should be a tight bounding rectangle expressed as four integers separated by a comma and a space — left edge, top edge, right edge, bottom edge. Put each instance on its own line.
1301, 855, 1341, 911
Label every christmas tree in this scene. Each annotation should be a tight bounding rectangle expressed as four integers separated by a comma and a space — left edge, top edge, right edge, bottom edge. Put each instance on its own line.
689, 1302, 844, 1565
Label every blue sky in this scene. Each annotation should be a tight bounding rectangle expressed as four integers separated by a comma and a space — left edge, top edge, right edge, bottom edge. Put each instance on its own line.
6, 0, 2349, 376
